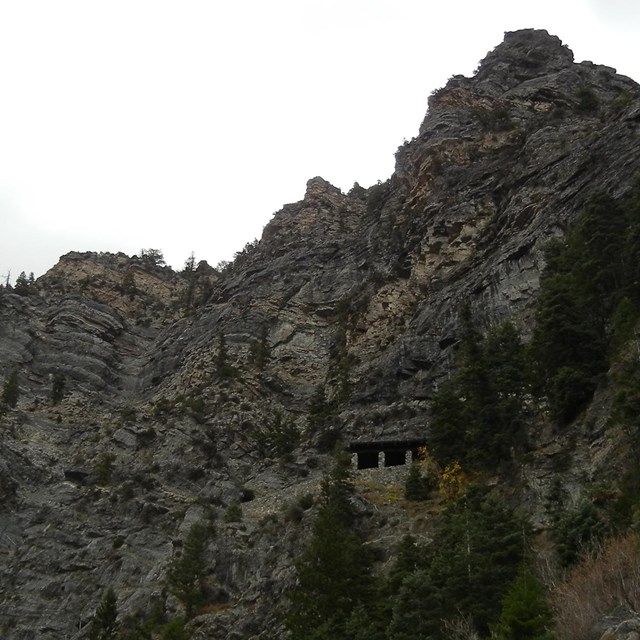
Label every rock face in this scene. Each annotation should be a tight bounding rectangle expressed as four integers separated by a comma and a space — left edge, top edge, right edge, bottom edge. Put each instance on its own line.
1, 29, 640, 639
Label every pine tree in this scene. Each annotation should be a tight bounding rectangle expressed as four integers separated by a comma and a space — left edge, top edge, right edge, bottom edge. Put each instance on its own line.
404, 463, 430, 500
51, 372, 65, 404
13, 271, 32, 296
286, 450, 377, 640
168, 522, 209, 618
249, 324, 270, 370
388, 570, 442, 640
426, 488, 524, 636
385, 534, 425, 595
88, 587, 119, 640
491, 566, 553, 640
2, 371, 19, 408
215, 332, 234, 379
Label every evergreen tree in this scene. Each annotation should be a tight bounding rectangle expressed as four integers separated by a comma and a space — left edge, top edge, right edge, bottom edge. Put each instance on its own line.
573, 192, 626, 314
404, 463, 431, 500
385, 534, 425, 596
388, 570, 442, 640
307, 385, 339, 452
426, 488, 524, 636
531, 238, 607, 424
2, 371, 19, 408
431, 312, 528, 468
249, 324, 270, 370
13, 271, 33, 296
168, 522, 209, 618
286, 450, 377, 640
88, 587, 119, 640
51, 372, 65, 404
554, 500, 610, 567
429, 383, 466, 465
491, 566, 553, 640
140, 248, 165, 267
215, 332, 234, 379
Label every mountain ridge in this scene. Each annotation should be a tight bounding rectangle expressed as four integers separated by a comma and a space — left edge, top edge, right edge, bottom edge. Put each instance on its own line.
2, 28, 640, 639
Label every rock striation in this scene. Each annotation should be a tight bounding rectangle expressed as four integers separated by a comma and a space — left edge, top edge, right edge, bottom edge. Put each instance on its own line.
1, 29, 640, 639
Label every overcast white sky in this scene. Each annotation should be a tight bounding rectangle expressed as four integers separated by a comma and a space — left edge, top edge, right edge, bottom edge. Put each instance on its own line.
0, 0, 638, 280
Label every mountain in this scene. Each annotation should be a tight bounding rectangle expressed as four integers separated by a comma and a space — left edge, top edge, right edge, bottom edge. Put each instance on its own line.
2, 28, 640, 639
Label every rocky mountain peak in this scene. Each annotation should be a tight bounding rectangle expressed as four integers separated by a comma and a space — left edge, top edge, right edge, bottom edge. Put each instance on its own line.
304, 176, 343, 201
475, 29, 574, 86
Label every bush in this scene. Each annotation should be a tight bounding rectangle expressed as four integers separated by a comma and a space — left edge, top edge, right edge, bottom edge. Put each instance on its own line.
576, 86, 599, 114
1, 372, 19, 408
404, 463, 432, 500
551, 533, 640, 640
224, 504, 242, 523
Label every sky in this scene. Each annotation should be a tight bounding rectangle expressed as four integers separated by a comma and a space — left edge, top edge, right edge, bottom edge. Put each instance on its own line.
0, 0, 639, 280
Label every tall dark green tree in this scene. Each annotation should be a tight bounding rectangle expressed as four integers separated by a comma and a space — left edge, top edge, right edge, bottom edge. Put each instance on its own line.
425, 488, 525, 636
249, 324, 270, 370
13, 271, 34, 296
88, 587, 119, 640
2, 371, 20, 408
51, 372, 65, 405
168, 522, 209, 618
430, 313, 528, 468
531, 237, 607, 424
286, 450, 377, 640
491, 566, 553, 640
215, 332, 234, 379
388, 570, 442, 640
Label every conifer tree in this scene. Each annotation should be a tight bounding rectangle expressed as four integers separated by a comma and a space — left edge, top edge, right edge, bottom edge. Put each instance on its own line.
2, 371, 19, 408
404, 462, 430, 500
491, 566, 553, 640
249, 324, 270, 370
215, 332, 234, 379
286, 450, 377, 640
426, 488, 524, 636
168, 522, 209, 618
51, 372, 65, 405
88, 587, 119, 640
388, 570, 442, 640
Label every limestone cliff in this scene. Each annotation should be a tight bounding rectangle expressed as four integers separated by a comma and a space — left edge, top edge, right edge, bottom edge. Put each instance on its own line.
1, 29, 640, 639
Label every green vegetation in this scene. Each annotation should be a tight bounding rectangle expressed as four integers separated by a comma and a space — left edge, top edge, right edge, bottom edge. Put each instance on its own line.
215, 332, 236, 379
88, 587, 119, 640
94, 453, 116, 486
403, 462, 433, 500
1, 371, 20, 408
249, 324, 270, 370
51, 372, 65, 404
13, 271, 36, 296
167, 522, 209, 618
224, 504, 243, 523
286, 449, 378, 640
307, 385, 340, 452
252, 411, 300, 459
531, 189, 640, 425
430, 312, 528, 470
139, 248, 166, 267
491, 567, 553, 640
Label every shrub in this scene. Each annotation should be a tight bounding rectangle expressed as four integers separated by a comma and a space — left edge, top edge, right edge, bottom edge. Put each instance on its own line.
576, 86, 599, 114
51, 373, 66, 404
551, 533, 640, 640
2, 371, 19, 408
404, 463, 431, 500
224, 504, 242, 523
